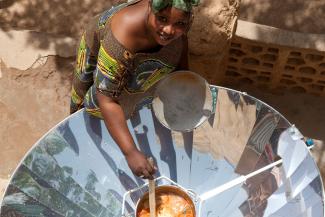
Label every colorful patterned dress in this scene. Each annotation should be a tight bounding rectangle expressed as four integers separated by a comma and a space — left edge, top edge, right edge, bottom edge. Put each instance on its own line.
70, 0, 185, 118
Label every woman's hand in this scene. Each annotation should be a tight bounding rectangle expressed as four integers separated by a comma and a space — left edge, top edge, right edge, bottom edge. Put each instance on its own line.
125, 149, 156, 179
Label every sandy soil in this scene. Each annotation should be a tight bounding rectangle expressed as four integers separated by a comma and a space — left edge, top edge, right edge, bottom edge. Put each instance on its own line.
0, 56, 73, 177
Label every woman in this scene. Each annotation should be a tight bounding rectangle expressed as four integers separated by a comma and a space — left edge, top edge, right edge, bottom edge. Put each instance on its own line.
70, 0, 199, 179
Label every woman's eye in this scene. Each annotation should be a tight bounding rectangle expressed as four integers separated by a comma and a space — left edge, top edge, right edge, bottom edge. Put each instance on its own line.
176, 22, 186, 27
157, 16, 167, 23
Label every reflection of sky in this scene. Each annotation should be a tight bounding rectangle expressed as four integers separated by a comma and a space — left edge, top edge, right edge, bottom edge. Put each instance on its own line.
130, 106, 162, 172
277, 130, 309, 178
189, 150, 247, 216
290, 156, 319, 198
202, 186, 247, 217
263, 157, 323, 217
264, 128, 324, 217
189, 151, 237, 195
264, 176, 323, 217
132, 106, 193, 188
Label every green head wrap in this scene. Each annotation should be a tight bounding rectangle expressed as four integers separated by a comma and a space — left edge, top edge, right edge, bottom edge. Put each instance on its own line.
151, 0, 199, 13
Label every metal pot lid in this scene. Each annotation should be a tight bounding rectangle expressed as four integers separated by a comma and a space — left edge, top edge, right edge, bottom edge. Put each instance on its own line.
152, 71, 213, 132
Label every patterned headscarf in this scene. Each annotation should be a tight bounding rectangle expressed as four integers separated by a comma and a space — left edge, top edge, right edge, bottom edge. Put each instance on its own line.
151, 0, 200, 13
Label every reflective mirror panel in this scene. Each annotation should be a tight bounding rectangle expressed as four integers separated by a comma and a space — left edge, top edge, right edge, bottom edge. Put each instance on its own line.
1, 86, 323, 217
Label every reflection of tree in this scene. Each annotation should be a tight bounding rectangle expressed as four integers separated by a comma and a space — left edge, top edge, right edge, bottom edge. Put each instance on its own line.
85, 170, 101, 201
3, 202, 45, 217
62, 166, 73, 176
58, 121, 81, 155
105, 190, 126, 216
24, 154, 33, 169
18, 129, 126, 216
21, 145, 107, 216
2, 185, 63, 217
3, 193, 45, 216
11, 167, 93, 217
41, 131, 68, 156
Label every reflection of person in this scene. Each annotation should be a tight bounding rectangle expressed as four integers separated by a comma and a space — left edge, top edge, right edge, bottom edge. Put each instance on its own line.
70, 0, 199, 179
238, 145, 280, 217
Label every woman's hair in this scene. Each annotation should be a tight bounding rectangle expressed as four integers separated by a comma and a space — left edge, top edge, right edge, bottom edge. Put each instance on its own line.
151, 0, 200, 13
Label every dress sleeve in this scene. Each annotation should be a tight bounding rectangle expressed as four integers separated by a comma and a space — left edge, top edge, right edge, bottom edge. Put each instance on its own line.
70, 17, 100, 114
93, 41, 128, 99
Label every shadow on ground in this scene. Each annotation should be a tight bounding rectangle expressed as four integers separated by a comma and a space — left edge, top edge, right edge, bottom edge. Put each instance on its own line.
0, 0, 123, 66
239, 0, 325, 34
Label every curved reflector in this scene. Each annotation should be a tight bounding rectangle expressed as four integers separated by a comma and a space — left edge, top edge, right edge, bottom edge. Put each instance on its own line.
1, 86, 323, 217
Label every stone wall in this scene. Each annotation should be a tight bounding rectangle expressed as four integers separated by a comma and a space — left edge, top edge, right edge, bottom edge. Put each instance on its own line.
187, 0, 240, 84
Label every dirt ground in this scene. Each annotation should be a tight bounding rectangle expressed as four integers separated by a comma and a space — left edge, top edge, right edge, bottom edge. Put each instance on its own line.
0, 56, 73, 202
239, 0, 325, 34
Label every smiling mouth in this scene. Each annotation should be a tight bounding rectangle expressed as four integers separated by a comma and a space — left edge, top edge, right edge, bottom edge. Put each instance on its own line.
158, 33, 172, 41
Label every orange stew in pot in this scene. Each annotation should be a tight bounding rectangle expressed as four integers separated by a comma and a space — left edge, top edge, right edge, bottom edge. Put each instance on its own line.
137, 192, 194, 217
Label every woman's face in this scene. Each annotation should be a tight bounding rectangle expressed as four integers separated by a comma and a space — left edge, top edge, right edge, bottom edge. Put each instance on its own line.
147, 6, 191, 46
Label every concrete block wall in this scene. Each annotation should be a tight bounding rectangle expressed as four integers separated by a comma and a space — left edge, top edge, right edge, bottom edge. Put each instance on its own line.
222, 20, 325, 96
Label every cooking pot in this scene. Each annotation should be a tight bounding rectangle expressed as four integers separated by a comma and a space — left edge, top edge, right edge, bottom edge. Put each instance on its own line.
136, 185, 196, 217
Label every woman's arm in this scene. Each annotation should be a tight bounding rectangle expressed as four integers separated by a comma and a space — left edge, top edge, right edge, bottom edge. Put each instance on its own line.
97, 91, 155, 179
